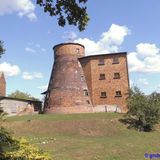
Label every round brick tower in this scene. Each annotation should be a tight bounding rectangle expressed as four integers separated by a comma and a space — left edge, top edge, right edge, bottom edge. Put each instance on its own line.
44, 43, 93, 113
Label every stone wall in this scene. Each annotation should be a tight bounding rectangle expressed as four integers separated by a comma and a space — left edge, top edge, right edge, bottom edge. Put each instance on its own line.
0, 98, 42, 116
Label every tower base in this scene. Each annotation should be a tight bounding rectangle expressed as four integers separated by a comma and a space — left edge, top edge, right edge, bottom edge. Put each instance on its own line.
45, 106, 94, 114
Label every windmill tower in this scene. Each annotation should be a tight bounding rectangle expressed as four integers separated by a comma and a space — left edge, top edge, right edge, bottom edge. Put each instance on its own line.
0, 72, 6, 96
44, 43, 93, 113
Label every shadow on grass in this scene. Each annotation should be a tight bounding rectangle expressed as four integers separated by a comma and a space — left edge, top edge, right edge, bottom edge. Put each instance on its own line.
119, 117, 136, 129
119, 117, 152, 132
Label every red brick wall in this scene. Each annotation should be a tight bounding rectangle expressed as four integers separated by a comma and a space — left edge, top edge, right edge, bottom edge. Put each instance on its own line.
44, 42, 129, 114
44, 43, 93, 113
0, 72, 6, 96
79, 58, 93, 103
80, 53, 129, 113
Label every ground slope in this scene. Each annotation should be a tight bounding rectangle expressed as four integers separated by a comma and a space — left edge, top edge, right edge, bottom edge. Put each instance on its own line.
3, 113, 160, 160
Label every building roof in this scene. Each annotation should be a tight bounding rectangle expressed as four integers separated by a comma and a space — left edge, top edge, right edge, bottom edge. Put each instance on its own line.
0, 96, 42, 103
79, 52, 127, 60
53, 42, 85, 50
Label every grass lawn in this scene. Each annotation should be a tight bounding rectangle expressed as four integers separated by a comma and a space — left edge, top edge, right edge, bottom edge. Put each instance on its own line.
2, 112, 160, 160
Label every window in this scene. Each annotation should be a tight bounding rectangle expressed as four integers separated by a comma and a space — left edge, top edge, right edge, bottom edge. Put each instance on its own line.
86, 100, 90, 104
99, 74, 105, 80
83, 89, 89, 96
81, 75, 85, 81
115, 91, 122, 97
113, 56, 119, 64
114, 72, 120, 79
98, 58, 105, 65
76, 48, 80, 54
101, 92, 107, 98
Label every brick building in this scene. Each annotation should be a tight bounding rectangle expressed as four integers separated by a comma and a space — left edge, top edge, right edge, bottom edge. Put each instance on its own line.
0, 72, 6, 96
43, 43, 130, 113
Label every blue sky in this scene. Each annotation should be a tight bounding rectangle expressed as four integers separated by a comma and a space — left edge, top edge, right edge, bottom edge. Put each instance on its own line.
0, 0, 160, 99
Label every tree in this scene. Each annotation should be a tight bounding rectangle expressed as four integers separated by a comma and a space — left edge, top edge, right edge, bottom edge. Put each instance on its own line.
0, 41, 5, 57
126, 86, 160, 131
36, 0, 89, 31
8, 90, 39, 101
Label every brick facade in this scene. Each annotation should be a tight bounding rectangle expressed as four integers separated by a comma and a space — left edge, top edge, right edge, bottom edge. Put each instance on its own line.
79, 53, 129, 113
0, 72, 6, 96
44, 43, 129, 113
44, 43, 93, 114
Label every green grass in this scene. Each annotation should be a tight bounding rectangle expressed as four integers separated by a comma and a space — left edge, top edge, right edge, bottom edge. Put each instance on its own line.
3, 112, 160, 160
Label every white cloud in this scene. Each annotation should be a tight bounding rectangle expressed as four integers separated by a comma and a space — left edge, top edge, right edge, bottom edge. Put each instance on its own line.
74, 24, 130, 56
0, 0, 37, 21
33, 72, 43, 79
128, 43, 160, 73
129, 80, 134, 87
41, 48, 46, 52
136, 43, 159, 57
37, 85, 48, 91
26, 44, 46, 53
157, 84, 160, 89
100, 24, 130, 46
63, 31, 78, 41
0, 62, 20, 76
138, 78, 149, 85
25, 47, 36, 53
22, 72, 43, 80
128, 52, 145, 72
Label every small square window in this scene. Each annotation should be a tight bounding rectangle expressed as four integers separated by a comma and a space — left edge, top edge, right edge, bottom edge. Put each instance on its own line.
115, 91, 122, 97
86, 100, 90, 104
101, 92, 107, 98
83, 89, 89, 96
114, 73, 120, 79
113, 56, 119, 64
98, 58, 105, 65
99, 74, 105, 80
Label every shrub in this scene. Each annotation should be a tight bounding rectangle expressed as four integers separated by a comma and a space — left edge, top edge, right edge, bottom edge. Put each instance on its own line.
126, 87, 160, 131
0, 108, 51, 160
3, 138, 52, 160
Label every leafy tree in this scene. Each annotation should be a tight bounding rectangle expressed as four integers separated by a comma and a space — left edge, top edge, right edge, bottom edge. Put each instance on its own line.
126, 86, 160, 131
0, 41, 5, 57
36, 0, 89, 31
8, 90, 39, 101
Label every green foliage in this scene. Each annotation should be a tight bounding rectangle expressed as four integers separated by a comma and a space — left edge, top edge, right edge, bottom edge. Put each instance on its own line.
0, 41, 5, 57
0, 132, 51, 160
3, 138, 51, 160
0, 107, 51, 159
0, 109, 16, 158
8, 90, 39, 101
126, 86, 160, 131
36, 0, 89, 31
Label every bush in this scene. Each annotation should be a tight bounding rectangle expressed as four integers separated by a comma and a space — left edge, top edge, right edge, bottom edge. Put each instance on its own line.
3, 138, 51, 160
0, 108, 51, 160
126, 87, 160, 131
0, 128, 52, 160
